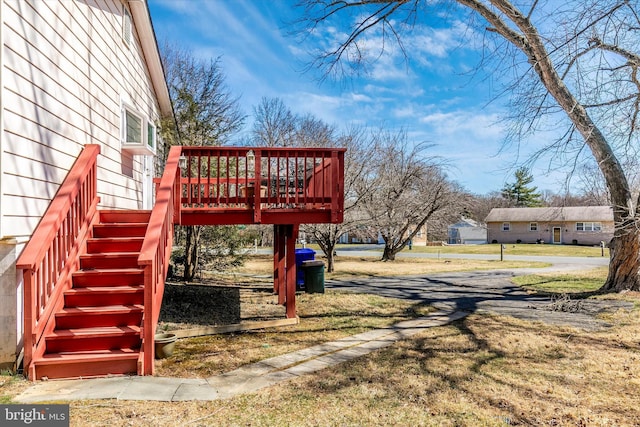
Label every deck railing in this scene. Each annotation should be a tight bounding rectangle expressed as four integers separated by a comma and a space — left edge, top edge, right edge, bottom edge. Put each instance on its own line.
137, 146, 182, 375
16, 144, 100, 379
179, 146, 345, 224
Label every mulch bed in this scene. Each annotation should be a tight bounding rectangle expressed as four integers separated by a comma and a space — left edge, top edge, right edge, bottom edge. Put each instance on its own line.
158, 280, 286, 331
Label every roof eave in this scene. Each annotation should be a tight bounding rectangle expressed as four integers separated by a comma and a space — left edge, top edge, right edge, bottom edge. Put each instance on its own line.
128, 0, 173, 118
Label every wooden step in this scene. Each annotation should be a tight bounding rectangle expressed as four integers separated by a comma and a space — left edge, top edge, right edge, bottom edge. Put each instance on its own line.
92, 223, 148, 238
32, 349, 139, 380
55, 305, 143, 329
64, 285, 144, 307
80, 252, 140, 270
45, 325, 142, 353
99, 210, 151, 224
72, 268, 144, 288
86, 237, 144, 253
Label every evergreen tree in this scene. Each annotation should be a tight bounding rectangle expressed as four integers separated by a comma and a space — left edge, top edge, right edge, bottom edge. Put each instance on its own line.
501, 167, 543, 207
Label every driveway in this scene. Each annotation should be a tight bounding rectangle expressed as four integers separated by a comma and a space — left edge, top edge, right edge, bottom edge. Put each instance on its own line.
326, 268, 632, 331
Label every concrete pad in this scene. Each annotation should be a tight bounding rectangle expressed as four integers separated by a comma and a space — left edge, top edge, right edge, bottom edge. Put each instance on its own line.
118, 376, 187, 401
314, 349, 361, 365
232, 361, 275, 376
260, 352, 310, 369
283, 358, 331, 376
356, 338, 396, 352
16, 377, 131, 403
171, 383, 222, 401
347, 329, 394, 342
209, 370, 297, 399
206, 369, 254, 389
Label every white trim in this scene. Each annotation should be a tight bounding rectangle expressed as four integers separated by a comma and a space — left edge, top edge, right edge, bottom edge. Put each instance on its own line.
121, 102, 156, 155
0, 0, 4, 239
127, 0, 172, 117
142, 155, 153, 209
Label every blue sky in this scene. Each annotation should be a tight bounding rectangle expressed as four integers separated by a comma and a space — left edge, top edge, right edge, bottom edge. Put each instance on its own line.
148, 0, 568, 195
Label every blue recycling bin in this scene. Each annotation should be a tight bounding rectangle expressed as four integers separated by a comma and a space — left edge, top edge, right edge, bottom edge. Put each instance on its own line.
295, 248, 315, 290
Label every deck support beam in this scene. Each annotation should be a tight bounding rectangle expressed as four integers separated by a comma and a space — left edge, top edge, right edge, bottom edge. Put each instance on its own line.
273, 224, 299, 318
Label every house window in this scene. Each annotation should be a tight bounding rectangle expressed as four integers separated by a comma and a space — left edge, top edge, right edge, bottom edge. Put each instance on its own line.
502, 222, 510, 231
124, 108, 143, 145
147, 122, 156, 150
121, 104, 156, 155
576, 222, 602, 232
123, 6, 132, 46
529, 222, 538, 231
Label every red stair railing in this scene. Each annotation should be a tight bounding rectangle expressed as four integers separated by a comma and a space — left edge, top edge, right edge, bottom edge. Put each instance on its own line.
137, 146, 182, 375
16, 144, 100, 380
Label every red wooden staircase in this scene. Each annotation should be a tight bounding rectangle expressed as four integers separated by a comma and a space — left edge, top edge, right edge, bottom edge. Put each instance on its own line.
29, 211, 150, 380
18, 144, 344, 381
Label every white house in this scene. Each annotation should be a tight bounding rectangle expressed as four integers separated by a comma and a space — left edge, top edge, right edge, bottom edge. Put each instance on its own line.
0, 0, 172, 371
447, 218, 487, 244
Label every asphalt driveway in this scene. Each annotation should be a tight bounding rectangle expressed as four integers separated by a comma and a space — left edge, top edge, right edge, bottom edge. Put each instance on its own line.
326, 268, 632, 331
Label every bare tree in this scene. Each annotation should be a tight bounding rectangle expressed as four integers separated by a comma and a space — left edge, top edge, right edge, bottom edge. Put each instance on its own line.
161, 44, 245, 281
251, 98, 377, 271
358, 130, 461, 261
251, 97, 297, 147
303, 126, 378, 271
467, 191, 512, 223
295, 1, 640, 292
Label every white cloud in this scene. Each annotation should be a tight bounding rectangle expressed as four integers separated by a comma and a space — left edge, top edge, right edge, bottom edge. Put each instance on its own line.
420, 110, 505, 140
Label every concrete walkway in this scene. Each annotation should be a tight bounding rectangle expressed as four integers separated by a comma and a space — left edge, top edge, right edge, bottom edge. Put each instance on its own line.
16, 309, 468, 403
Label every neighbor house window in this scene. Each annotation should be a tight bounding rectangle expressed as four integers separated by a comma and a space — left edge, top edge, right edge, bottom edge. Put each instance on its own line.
502, 222, 510, 231
529, 222, 538, 231
576, 222, 602, 232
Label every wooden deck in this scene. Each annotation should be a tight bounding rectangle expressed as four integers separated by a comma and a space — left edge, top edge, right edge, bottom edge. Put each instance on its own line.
177, 147, 345, 225
17, 145, 346, 379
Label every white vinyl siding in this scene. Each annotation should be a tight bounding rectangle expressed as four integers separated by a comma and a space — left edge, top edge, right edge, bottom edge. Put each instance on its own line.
1, 0, 163, 242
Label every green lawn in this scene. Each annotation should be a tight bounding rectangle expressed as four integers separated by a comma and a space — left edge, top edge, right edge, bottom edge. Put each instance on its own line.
511, 267, 608, 293
331, 243, 609, 258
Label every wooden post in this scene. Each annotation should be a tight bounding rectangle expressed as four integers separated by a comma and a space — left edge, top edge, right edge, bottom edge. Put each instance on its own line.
285, 224, 298, 319
274, 225, 287, 305
273, 225, 280, 295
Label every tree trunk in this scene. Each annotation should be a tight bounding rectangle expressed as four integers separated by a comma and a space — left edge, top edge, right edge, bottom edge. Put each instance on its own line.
184, 225, 201, 281
600, 220, 640, 292
382, 245, 397, 261
476, 1, 640, 292
326, 245, 336, 273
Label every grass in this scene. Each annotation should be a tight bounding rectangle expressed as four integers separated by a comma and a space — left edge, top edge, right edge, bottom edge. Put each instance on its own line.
513, 267, 609, 294
155, 292, 432, 378
330, 242, 610, 258
224, 254, 549, 282
4, 305, 639, 426
3, 258, 640, 426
